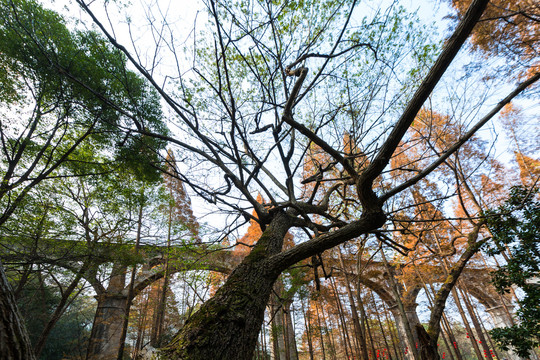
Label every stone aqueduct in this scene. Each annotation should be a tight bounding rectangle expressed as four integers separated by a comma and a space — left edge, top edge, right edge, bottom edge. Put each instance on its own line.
66, 242, 522, 360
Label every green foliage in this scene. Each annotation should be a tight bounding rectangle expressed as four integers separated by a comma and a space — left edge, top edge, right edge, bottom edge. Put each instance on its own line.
485, 186, 540, 357
15, 274, 94, 360
0, 0, 168, 188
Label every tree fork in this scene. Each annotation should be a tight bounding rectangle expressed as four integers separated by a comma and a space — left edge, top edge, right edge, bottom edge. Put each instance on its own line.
159, 212, 293, 359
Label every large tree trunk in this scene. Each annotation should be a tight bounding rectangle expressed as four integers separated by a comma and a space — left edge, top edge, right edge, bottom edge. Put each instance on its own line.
162, 257, 278, 359
160, 212, 292, 359
415, 324, 439, 360
0, 261, 36, 360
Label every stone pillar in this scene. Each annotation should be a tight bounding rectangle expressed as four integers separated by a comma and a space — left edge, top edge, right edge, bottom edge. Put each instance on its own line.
389, 305, 420, 360
86, 293, 129, 360
485, 305, 514, 329
485, 305, 532, 360
86, 263, 128, 360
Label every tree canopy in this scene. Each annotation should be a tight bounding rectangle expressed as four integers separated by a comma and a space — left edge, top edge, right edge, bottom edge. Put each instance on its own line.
0, 0, 539, 359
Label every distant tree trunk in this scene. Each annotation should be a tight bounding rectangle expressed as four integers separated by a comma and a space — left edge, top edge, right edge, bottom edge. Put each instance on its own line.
361, 292, 378, 359
152, 182, 175, 348
441, 312, 462, 360
12, 264, 32, 299
451, 287, 484, 359
371, 291, 395, 360
132, 291, 151, 360
314, 301, 328, 359
433, 236, 482, 360
339, 250, 368, 360
151, 277, 169, 347
381, 247, 420, 360
270, 294, 298, 360
34, 263, 88, 358
318, 296, 338, 359
160, 212, 293, 359
117, 201, 144, 360
301, 298, 315, 360
457, 285, 493, 360
0, 261, 36, 360
284, 305, 298, 360
329, 276, 352, 359
355, 286, 374, 360
383, 303, 405, 360
270, 292, 287, 360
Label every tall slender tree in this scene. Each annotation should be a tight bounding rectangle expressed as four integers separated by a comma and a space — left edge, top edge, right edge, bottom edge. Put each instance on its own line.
0, 0, 167, 356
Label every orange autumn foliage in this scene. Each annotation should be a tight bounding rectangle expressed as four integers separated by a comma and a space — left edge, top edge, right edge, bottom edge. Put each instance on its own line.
164, 149, 200, 241
450, 0, 539, 74
516, 152, 540, 188
234, 194, 265, 255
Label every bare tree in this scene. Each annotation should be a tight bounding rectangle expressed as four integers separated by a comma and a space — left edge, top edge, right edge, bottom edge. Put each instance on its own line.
70, 0, 539, 358
1, 0, 539, 358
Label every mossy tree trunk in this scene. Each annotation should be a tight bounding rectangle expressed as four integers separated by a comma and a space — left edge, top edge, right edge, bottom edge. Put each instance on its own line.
415, 224, 488, 360
416, 324, 439, 360
159, 209, 387, 359
160, 212, 294, 359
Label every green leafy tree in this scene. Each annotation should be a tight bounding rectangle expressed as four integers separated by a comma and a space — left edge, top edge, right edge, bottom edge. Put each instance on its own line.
0, 0, 167, 357
486, 186, 540, 357
16, 272, 95, 360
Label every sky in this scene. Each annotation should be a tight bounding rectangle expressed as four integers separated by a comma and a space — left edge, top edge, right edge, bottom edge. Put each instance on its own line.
43, 0, 538, 243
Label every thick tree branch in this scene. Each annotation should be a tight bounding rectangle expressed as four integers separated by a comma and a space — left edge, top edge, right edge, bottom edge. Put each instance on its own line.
268, 210, 386, 273
427, 221, 487, 339
358, 0, 489, 193
381, 71, 540, 202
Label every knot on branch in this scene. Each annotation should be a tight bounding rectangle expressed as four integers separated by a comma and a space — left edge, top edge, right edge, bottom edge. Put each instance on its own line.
285, 66, 306, 77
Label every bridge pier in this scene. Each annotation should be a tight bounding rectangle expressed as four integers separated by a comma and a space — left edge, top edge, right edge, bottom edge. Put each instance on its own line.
485, 305, 535, 360
86, 292, 129, 360
388, 304, 421, 360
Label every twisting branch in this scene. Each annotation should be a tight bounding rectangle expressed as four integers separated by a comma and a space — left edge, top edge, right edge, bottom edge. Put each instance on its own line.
381, 71, 540, 202
285, 43, 377, 71
281, 68, 358, 179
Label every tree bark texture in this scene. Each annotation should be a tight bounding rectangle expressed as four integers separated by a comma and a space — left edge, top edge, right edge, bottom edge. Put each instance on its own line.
415, 324, 439, 360
160, 212, 293, 359
0, 261, 36, 360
